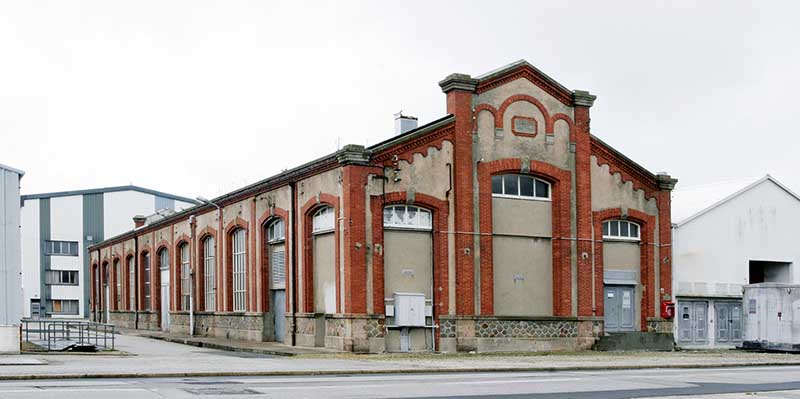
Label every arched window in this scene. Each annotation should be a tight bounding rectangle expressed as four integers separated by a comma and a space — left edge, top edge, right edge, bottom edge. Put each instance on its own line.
114, 258, 121, 309
602, 220, 640, 240
202, 236, 216, 311
267, 219, 285, 242
383, 205, 432, 230
179, 243, 190, 310
491, 174, 550, 200
127, 256, 135, 311
231, 228, 247, 312
158, 248, 169, 271
142, 252, 151, 311
312, 206, 334, 233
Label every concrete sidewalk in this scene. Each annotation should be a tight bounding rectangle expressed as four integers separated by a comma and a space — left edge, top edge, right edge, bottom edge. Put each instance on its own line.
120, 328, 338, 356
3, 333, 800, 380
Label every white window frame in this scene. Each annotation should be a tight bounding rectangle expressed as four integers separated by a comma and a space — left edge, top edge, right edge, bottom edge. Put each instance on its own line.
180, 243, 190, 310
231, 229, 247, 312
491, 174, 551, 201
602, 219, 641, 241
203, 236, 216, 312
312, 206, 334, 234
158, 248, 170, 271
128, 256, 135, 311
383, 205, 433, 230
267, 219, 285, 243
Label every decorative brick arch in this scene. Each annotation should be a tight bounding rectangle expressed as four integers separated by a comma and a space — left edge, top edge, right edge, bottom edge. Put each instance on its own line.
174, 234, 190, 311
224, 217, 249, 312
551, 112, 576, 143
257, 207, 290, 313
476, 96, 577, 142
196, 226, 218, 312
300, 194, 339, 314
477, 158, 573, 316
593, 207, 656, 331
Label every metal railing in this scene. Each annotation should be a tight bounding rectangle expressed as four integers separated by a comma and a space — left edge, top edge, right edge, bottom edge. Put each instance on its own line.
21, 319, 116, 351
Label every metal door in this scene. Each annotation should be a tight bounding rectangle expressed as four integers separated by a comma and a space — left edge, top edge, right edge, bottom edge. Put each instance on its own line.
715, 301, 742, 344
160, 268, 170, 331
678, 300, 708, 345
272, 290, 286, 342
604, 285, 635, 332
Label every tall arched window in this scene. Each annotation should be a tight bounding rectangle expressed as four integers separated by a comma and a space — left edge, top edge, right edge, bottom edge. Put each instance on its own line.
491, 174, 551, 200
231, 228, 247, 312
127, 256, 135, 311
203, 236, 216, 311
114, 258, 121, 310
602, 219, 640, 241
312, 206, 334, 233
142, 252, 151, 311
179, 243, 190, 310
158, 248, 170, 271
383, 205, 432, 230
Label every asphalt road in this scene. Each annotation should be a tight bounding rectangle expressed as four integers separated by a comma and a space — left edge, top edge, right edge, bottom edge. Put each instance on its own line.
2, 366, 800, 398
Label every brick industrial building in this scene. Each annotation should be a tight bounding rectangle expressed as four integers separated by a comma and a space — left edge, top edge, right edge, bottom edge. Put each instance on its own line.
89, 60, 678, 352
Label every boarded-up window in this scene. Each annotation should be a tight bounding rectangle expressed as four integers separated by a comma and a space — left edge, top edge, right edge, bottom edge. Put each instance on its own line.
271, 249, 286, 288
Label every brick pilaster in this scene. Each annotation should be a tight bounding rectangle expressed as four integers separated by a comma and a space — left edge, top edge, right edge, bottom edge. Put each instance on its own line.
656, 174, 678, 301
573, 90, 596, 317
439, 73, 478, 315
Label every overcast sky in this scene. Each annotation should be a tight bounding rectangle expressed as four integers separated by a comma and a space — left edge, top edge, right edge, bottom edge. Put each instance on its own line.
2, 1, 798, 199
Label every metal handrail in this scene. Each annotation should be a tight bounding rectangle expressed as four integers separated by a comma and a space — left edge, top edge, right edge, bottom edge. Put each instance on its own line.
21, 319, 116, 351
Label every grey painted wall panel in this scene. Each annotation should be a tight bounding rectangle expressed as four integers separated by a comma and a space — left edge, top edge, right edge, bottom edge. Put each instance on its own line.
82, 194, 104, 316
0, 169, 23, 325
155, 196, 175, 211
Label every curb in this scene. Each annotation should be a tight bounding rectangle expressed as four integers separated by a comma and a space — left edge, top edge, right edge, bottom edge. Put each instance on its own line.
2, 361, 800, 381
141, 334, 299, 357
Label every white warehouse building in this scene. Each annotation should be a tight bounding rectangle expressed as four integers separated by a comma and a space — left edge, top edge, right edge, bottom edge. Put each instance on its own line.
0, 163, 24, 353
671, 175, 800, 349
21, 186, 198, 319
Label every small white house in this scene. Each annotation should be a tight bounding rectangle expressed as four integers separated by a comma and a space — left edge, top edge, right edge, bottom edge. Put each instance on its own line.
671, 175, 800, 349
0, 163, 24, 353
21, 185, 198, 319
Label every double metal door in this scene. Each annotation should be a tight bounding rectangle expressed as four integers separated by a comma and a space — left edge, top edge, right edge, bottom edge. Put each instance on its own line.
715, 301, 742, 344
678, 300, 708, 345
604, 285, 635, 332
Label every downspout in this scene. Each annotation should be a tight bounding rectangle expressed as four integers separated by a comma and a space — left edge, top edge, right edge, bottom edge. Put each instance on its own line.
134, 238, 139, 330
189, 214, 196, 336
96, 249, 101, 322
289, 182, 298, 346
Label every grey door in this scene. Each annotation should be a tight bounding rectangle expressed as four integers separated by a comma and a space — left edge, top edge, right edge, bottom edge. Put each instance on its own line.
715, 301, 742, 344
678, 300, 708, 345
160, 268, 170, 331
272, 290, 286, 342
604, 285, 635, 332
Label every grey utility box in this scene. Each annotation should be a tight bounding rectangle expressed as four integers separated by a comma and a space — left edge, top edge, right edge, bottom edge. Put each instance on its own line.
393, 292, 426, 327
742, 283, 800, 352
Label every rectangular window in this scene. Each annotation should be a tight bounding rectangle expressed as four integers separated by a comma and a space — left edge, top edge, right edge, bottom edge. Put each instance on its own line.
204, 237, 216, 311
232, 229, 247, 312
44, 270, 79, 285
143, 253, 151, 311
180, 244, 190, 310
48, 299, 79, 315
128, 257, 135, 311
44, 240, 79, 256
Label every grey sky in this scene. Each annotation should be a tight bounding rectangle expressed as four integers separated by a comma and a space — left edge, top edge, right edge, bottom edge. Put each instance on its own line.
2, 1, 798, 199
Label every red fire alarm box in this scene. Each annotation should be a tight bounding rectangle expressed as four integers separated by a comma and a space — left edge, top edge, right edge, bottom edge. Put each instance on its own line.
661, 300, 675, 319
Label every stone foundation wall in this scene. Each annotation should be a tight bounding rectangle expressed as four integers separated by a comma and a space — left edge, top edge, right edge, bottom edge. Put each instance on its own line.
137, 311, 159, 331
646, 318, 674, 333
109, 311, 137, 329
191, 312, 265, 341
438, 316, 603, 353
324, 314, 385, 353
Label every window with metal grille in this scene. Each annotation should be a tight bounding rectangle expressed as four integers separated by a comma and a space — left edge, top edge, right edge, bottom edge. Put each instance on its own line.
44, 270, 79, 285
180, 243, 190, 310
602, 220, 640, 241
267, 219, 285, 242
114, 259, 121, 309
383, 205, 432, 230
203, 236, 216, 311
491, 174, 551, 200
312, 206, 334, 233
271, 249, 286, 289
44, 240, 79, 256
232, 229, 247, 312
128, 256, 135, 311
142, 252, 151, 311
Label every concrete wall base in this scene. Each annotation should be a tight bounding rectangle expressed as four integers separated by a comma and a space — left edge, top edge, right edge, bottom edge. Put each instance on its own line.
0, 325, 20, 354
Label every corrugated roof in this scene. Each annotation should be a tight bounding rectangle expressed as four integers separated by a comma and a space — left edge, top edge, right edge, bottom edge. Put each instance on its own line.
21, 185, 199, 204
0, 163, 25, 176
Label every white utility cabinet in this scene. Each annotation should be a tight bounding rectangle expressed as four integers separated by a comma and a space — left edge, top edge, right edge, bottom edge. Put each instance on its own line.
393, 292, 426, 327
742, 283, 800, 352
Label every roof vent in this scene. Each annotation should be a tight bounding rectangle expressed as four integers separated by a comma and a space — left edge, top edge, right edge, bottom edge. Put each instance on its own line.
394, 111, 418, 135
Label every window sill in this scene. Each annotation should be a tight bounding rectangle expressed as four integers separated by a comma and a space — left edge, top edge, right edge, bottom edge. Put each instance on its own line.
491, 194, 552, 202
602, 237, 641, 243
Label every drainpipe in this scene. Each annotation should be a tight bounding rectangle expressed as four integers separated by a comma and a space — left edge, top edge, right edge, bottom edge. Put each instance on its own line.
189, 214, 197, 336
134, 238, 139, 330
289, 182, 298, 346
